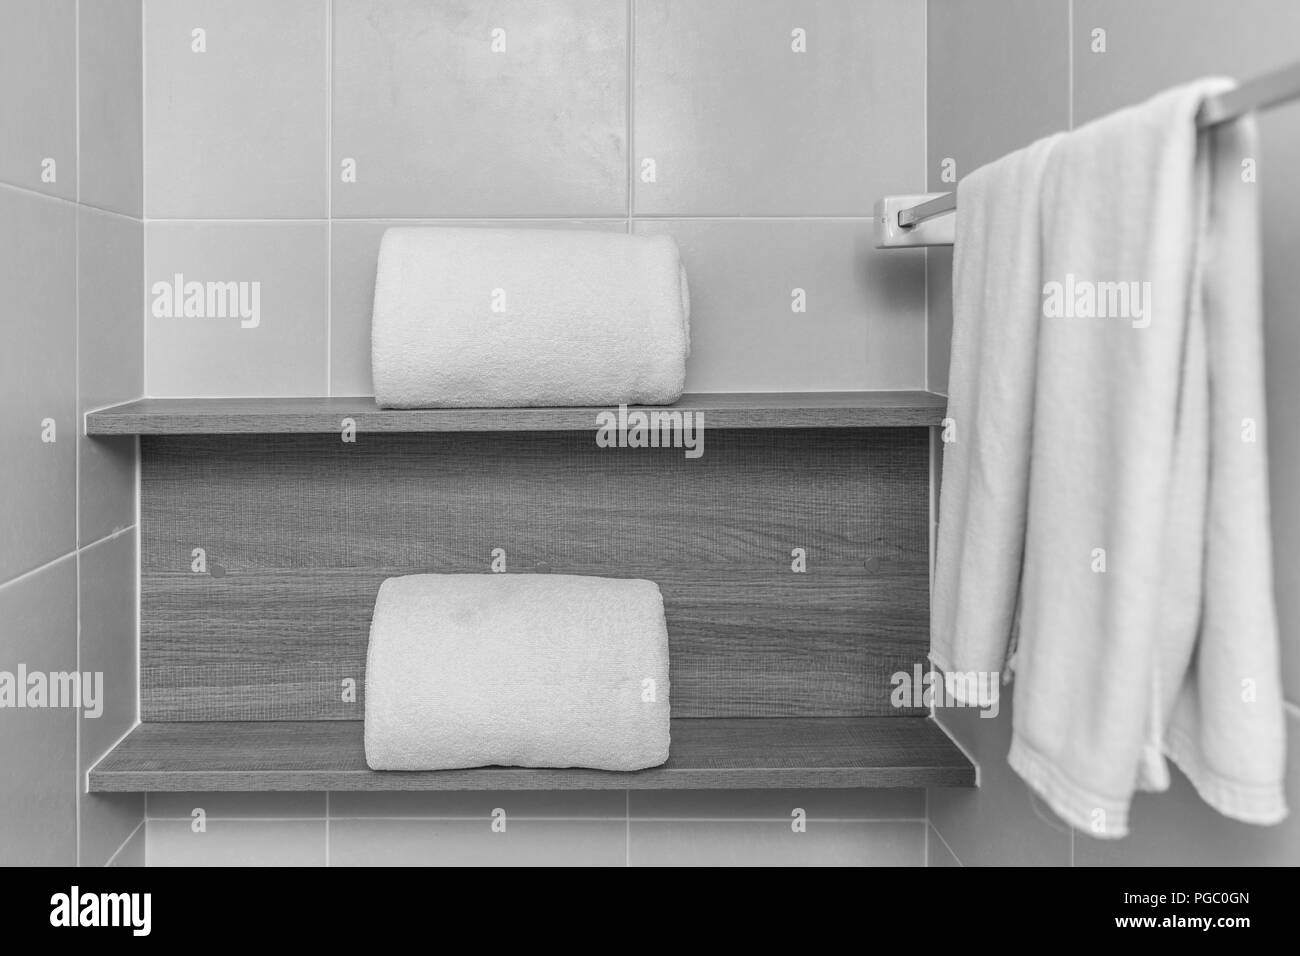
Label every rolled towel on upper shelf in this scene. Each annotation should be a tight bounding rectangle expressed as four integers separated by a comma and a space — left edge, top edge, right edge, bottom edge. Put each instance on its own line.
363, 573, 672, 772
371, 227, 691, 408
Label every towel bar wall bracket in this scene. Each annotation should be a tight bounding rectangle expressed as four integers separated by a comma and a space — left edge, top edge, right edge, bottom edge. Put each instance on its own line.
873, 193, 956, 248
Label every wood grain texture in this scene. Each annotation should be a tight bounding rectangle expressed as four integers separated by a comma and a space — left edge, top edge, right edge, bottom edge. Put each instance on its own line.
88, 718, 976, 791
87, 392, 948, 435
140, 429, 931, 720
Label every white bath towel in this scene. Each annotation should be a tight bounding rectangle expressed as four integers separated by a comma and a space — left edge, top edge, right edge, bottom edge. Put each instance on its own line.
930, 130, 1063, 699
363, 573, 671, 772
933, 79, 1287, 838
371, 227, 691, 408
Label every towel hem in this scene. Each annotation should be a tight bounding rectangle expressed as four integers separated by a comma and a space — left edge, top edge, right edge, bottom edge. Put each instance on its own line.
1007, 733, 1131, 840
1163, 728, 1289, 826
926, 649, 1002, 707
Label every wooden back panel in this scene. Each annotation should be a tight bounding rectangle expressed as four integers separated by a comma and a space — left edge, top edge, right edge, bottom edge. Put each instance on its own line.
140, 429, 930, 720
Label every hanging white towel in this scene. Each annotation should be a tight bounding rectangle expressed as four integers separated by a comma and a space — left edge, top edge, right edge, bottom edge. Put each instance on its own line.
933, 79, 1288, 839
930, 131, 1063, 698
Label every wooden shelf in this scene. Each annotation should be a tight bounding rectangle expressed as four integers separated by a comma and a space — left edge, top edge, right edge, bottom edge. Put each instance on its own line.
88, 717, 974, 792
85, 392, 947, 435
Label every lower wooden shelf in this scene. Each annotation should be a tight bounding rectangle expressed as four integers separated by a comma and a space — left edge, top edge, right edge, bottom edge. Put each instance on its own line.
88, 717, 975, 792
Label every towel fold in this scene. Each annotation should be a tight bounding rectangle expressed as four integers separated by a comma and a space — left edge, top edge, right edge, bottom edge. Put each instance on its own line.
933, 79, 1287, 838
363, 573, 671, 772
371, 227, 691, 408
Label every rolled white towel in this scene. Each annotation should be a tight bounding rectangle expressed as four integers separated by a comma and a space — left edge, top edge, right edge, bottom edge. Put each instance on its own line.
363, 573, 672, 772
371, 227, 691, 408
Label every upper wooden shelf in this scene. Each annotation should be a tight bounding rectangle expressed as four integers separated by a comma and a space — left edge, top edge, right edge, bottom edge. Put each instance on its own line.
85, 392, 947, 435
88, 717, 975, 792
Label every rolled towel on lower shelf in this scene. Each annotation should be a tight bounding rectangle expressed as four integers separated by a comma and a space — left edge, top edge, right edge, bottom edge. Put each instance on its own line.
363, 573, 672, 772
371, 226, 691, 408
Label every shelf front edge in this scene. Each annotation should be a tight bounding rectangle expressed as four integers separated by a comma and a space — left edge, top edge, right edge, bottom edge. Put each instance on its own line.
88, 717, 976, 792
85, 392, 948, 435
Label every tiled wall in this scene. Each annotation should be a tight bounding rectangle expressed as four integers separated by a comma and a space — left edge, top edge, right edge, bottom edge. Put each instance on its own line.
0, 0, 144, 867
144, 789, 925, 867
138, 0, 932, 866
925, 0, 1300, 865
141, 0, 928, 398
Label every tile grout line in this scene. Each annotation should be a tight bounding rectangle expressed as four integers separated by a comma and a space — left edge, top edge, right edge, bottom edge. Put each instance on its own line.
74, 0, 80, 206
75, 548, 82, 867
921, 0, 928, 394
76, 198, 144, 220
0, 550, 77, 594
74, 0, 82, 869
141, 216, 148, 397
1, 524, 137, 594
922, 787, 928, 865
0, 180, 142, 222
929, 821, 963, 866
141, 0, 148, 396
144, 814, 929, 824
923, 0, 936, 642
141, 0, 147, 217
626, 0, 634, 234
928, 426, 937, 610
126, 214, 884, 224
1067, 0, 1075, 131
133, 457, 141, 762
325, 0, 333, 397
102, 818, 145, 868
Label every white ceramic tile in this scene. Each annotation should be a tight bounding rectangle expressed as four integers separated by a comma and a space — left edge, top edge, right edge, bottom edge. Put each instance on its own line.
107, 823, 146, 866
78, 532, 142, 867
926, 0, 1068, 189
926, 823, 960, 866
925, 246, 953, 393
329, 790, 624, 819
78, 208, 142, 544
147, 819, 326, 866
332, 0, 627, 218
329, 818, 624, 866
148, 792, 325, 818
0, 555, 78, 865
925, 0, 1069, 395
628, 788, 923, 820
79, 0, 143, 216
144, 0, 327, 217
634, 0, 924, 215
634, 219, 925, 392
0, 186, 76, 581
0, 0, 76, 198
144, 221, 328, 396
629, 820, 922, 866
